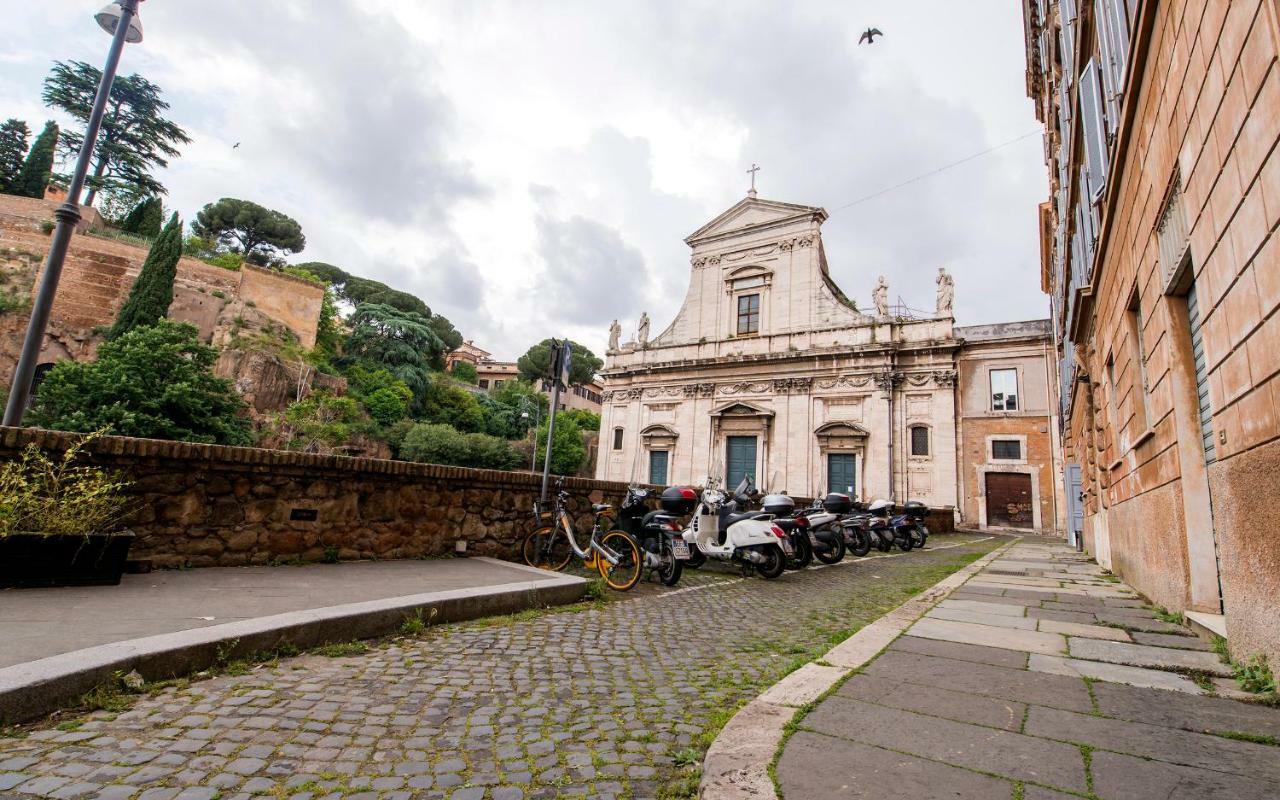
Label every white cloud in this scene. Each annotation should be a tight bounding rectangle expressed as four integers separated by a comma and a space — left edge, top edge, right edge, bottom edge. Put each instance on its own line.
4, 1, 1047, 360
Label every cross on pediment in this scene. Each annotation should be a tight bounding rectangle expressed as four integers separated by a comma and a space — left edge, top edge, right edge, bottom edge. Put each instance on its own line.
746, 163, 760, 197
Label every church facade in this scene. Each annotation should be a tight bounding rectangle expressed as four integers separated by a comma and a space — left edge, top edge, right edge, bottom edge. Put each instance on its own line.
596, 192, 1065, 531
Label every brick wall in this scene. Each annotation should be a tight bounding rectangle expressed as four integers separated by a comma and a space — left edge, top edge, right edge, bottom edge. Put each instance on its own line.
1060, 2, 1280, 664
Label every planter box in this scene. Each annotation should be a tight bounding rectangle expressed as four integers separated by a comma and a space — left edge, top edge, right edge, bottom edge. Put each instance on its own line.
0, 531, 134, 588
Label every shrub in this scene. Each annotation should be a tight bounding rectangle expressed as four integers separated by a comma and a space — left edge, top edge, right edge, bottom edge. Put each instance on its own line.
0, 430, 132, 537
400, 423, 520, 470
451, 361, 478, 384
363, 386, 410, 427
418, 379, 485, 432
278, 391, 362, 454
535, 415, 586, 475
562, 408, 601, 431
29, 321, 253, 446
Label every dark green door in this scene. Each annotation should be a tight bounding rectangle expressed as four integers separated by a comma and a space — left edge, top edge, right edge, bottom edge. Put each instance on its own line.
726, 436, 757, 489
828, 453, 856, 494
649, 450, 669, 486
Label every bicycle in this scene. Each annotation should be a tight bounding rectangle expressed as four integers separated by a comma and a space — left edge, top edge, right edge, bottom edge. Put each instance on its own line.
521, 479, 643, 591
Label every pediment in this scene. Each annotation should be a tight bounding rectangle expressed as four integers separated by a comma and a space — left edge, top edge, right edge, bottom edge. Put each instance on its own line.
710, 400, 775, 418
685, 196, 828, 246
640, 423, 679, 439
814, 421, 870, 438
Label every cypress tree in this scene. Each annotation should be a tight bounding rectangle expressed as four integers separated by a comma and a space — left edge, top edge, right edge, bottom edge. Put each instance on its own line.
108, 212, 183, 339
120, 196, 163, 237
0, 118, 30, 194
15, 121, 58, 199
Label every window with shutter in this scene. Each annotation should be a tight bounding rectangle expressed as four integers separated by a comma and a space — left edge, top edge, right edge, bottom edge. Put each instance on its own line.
1079, 60, 1108, 196
612, 428, 624, 450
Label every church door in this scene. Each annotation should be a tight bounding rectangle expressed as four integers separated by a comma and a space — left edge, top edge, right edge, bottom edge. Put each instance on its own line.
649, 450, 669, 486
827, 453, 856, 495
726, 436, 757, 490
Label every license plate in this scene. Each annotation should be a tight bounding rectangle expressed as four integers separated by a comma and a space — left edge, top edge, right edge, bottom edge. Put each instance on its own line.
779, 539, 794, 556
670, 539, 690, 560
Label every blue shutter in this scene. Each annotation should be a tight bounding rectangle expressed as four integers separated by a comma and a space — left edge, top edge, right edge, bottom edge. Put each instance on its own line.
648, 450, 669, 486
726, 436, 757, 489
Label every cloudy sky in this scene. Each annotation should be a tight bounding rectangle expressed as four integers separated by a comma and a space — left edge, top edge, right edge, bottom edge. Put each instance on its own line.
3, 1, 1048, 360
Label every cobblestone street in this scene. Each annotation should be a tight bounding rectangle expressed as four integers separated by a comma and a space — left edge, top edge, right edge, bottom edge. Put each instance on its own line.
0, 535, 1002, 800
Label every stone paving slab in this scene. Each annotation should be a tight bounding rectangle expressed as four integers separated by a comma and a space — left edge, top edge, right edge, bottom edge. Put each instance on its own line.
864, 651, 1093, 712
1131, 630, 1213, 650
937, 598, 1030, 616
1028, 653, 1206, 693
887, 636, 1030, 669
1037, 619, 1132, 641
776, 731, 1016, 800
1067, 638, 1233, 676
837, 674, 1027, 731
1090, 750, 1280, 800
1090, 682, 1280, 738
926, 607, 1038, 630
1024, 705, 1280, 783
907, 616, 1067, 655
803, 696, 1088, 792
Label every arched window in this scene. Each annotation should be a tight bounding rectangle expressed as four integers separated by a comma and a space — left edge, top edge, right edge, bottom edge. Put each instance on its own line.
910, 425, 930, 457
612, 427, 624, 450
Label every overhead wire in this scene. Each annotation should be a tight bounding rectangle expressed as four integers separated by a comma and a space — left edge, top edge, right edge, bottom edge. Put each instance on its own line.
828, 129, 1043, 214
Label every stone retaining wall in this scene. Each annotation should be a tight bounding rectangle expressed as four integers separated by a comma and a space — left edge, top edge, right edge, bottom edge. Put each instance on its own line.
0, 427, 954, 569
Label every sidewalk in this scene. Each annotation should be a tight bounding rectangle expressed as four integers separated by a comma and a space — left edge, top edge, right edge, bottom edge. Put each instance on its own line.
775, 536, 1280, 799
0, 557, 583, 723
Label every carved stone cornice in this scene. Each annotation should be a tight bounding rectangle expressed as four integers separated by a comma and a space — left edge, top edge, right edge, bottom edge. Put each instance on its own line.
873, 371, 905, 393
682, 382, 715, 398
797, 235, 815, 248
932, 369, 958, 388
778, 238, 795, 251
771, 377, 812, 394
814, 374, 875, 390
718, 381, 771, 395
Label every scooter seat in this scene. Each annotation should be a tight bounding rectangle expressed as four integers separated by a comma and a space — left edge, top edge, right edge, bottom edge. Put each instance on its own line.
773, 518, 801, 531
721, 511, 771, 527
641, 510, 679, 526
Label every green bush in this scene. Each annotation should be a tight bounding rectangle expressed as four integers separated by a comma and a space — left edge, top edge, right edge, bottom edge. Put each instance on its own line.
363, 386, 410, 427
535, 415, 586, 475
451, 361, 478, 384
562, 408, 601, 431
29, 321, 253, 446
418, 379, 485, 432
400, 423, 520, 470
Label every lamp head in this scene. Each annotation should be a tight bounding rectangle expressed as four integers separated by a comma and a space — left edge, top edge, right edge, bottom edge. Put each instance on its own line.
95, 1, 144, 43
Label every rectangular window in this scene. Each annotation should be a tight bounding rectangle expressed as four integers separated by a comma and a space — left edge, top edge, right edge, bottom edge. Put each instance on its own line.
991, 368, 1019, 411
736, 294, 760, 335
1127, 290, 1151, 429
612, 428, 623, 450
478, 379, 489, 389
992, 440, 1023, 460
910, 426, 930, 456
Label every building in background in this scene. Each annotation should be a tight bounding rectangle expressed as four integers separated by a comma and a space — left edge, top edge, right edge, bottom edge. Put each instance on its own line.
448, 344, 603, 414
597, 191, 1063, 532
1024, 0, 1280, 663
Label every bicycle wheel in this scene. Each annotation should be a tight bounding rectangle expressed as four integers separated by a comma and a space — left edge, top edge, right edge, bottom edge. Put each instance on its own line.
598, 530, 642, 591
522, 526, 572, 571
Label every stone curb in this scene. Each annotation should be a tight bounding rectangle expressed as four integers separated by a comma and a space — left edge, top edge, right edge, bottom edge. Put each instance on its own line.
699, 538, 1017, 799
0, 558, 585, 725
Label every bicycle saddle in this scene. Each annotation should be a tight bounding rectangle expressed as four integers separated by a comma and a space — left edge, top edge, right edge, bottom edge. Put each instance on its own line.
591, 503, 613, 512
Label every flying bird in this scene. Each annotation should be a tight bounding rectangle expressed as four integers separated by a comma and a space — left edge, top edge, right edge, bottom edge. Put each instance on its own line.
232, 142, 240, 149
859, 27, 883, 45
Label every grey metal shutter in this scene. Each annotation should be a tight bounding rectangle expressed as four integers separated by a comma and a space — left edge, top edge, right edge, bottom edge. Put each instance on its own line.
1187, 284, 1217, 464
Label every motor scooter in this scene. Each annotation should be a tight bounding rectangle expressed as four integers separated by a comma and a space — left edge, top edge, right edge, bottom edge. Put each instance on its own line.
891, 500, 930, 550
608, 485, 691, 586
866, 499, 913, 551
681, 476, 791, 579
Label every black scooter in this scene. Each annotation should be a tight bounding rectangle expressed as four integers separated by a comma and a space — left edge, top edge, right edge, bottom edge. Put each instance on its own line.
610, 485, 688, 586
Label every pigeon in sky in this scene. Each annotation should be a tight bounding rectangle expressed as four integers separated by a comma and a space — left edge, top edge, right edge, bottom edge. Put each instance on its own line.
232, 142, 240, 149
859, 27, 883, 44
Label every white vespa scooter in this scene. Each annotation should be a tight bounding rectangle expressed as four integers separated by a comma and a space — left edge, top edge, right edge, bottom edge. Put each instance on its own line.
681, 476, 791, 579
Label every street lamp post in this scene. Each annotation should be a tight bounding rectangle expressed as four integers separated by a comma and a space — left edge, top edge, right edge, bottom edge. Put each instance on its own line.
2, 1, 144, 427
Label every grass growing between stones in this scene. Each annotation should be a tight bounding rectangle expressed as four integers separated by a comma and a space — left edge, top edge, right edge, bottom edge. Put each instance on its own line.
1212, 729, 1278, 746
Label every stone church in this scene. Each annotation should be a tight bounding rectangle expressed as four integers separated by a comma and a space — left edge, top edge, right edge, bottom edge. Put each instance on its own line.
596, 190, 1066, 531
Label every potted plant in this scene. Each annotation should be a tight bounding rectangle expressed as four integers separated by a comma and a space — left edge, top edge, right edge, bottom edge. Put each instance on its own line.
0, 431, 134, 588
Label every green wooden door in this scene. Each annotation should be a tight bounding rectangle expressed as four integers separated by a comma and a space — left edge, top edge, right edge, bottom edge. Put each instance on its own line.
827, 453, 856, 494
726, 436, 757, 489
648, 450, 669, 486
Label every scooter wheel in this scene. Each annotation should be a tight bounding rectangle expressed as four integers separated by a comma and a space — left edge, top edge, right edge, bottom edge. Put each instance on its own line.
876, 538, 893, 552
754, 545, 787, 579
814, 530, 846, 564
657, 540, 683, 586
897, 536, 914, 552
785, 535, 813, 570
848, 528, 872, 558
685, 547, 706, 569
